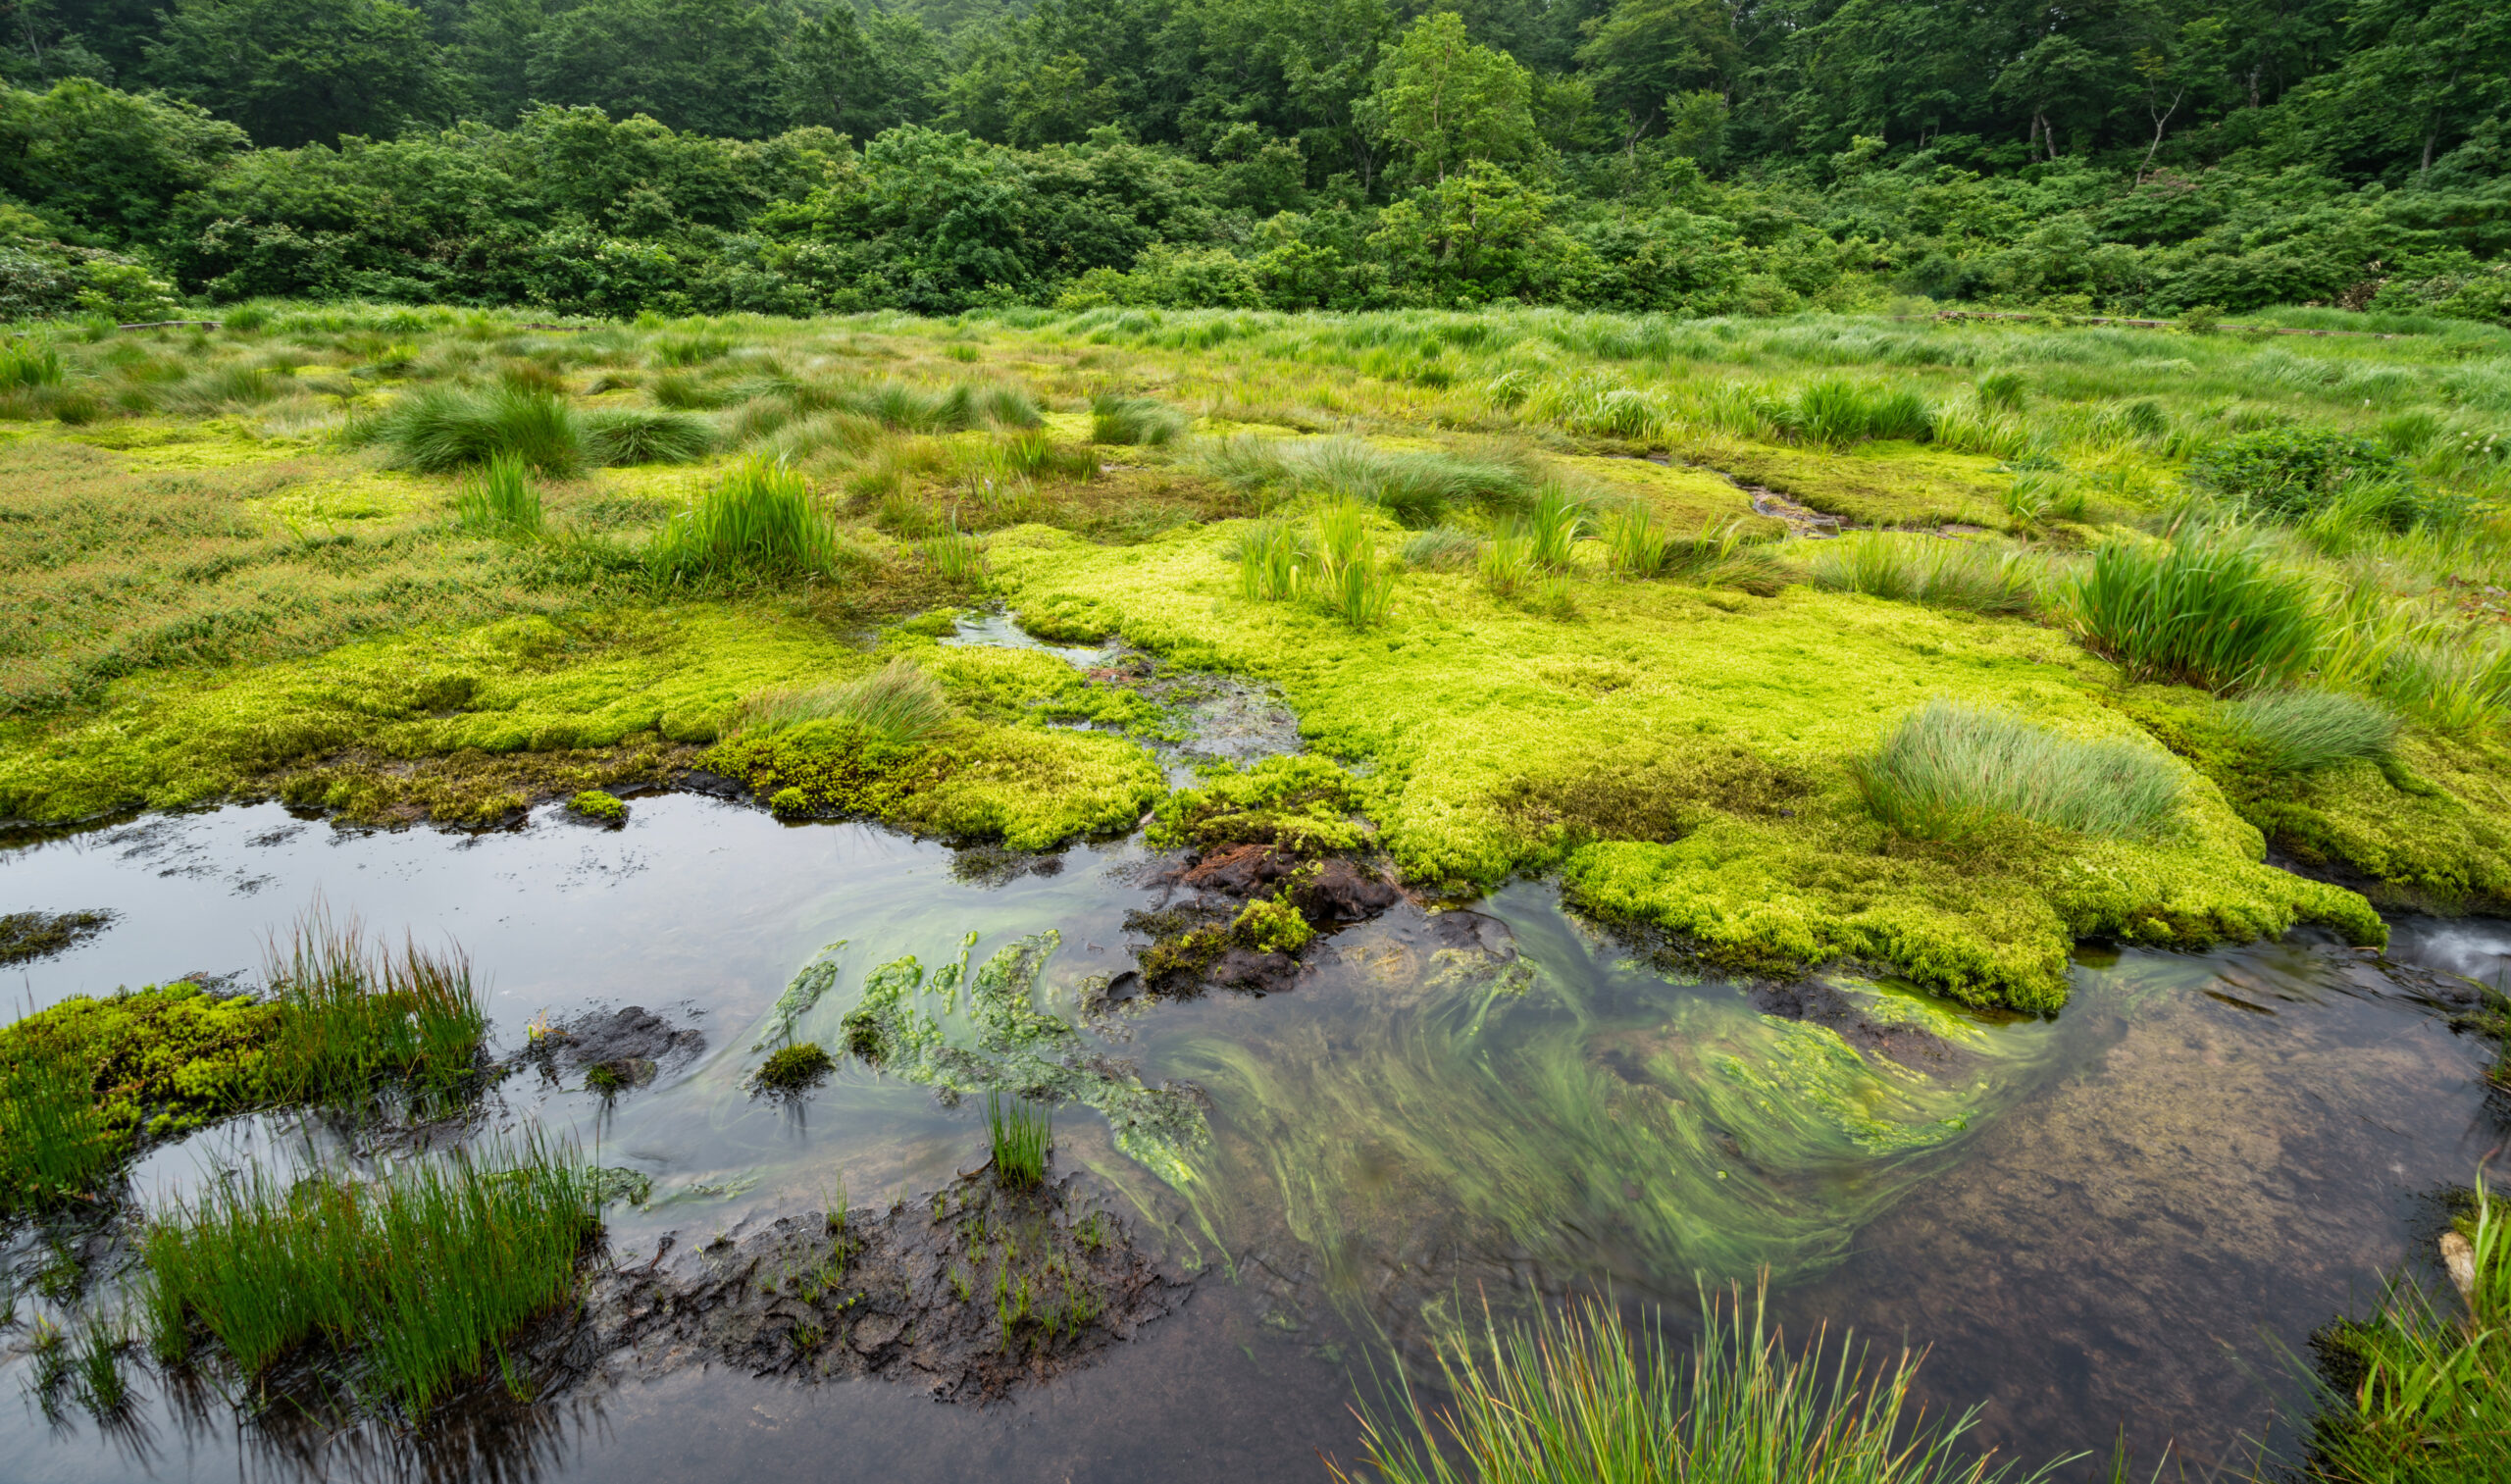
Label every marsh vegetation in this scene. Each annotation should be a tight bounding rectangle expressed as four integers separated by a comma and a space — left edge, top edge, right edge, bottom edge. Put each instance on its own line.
0, 299, 2508, 1480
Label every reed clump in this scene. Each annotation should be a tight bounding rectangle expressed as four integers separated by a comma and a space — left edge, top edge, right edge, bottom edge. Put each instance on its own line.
261, 907, 487, 1109
1853, 699, 2182, 842
1333, 1285, 2072, 1484
450, 452, 543, 536
2061, 533, 2322, 691
142, 1142, 599, 1419
986, 1092, 1051, 1189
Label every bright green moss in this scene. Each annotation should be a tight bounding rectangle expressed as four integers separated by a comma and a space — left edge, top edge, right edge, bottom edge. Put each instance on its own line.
1233, 895, 1314, 953
991, 522, 2381, 1009
569, 788, 628, 824
1698, 440, 2020, 532
703, 716, 1162, 851
1148, 754, 1371, 853
1553, 455, 1786, 538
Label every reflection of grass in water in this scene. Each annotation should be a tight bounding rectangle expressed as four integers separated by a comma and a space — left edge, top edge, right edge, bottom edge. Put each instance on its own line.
1170, 956, 2060, 1304
1336, 1285, 2074, 1484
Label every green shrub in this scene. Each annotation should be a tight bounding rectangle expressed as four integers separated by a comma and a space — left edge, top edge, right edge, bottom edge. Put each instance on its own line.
727, 657, 953, 744
451, 453, 543, 536
142, 1142, 598, 1419
583, 407, 716, 465
2223, 691, 2398, 774
645, 457, 857, 584
1852, 699, 2182, 842
2061, 533, 2321, 691
1334, 1286, 2072, 1484
1090, 393, 1188, 445
374, 384, 586, 477
2187, 428, 2414, 523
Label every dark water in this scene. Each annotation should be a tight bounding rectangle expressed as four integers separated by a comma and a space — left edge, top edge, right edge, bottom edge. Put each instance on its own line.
0, 795, 2498, 1482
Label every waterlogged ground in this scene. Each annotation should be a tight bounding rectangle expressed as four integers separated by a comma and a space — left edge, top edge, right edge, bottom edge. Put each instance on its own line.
0, 789, 2500, 1481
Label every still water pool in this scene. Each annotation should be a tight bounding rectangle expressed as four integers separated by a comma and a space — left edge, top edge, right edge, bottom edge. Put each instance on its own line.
0, 793, 2496, 1481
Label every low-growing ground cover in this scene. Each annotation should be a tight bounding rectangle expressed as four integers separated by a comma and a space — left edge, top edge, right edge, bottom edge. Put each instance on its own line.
0, 303, 2505, 1012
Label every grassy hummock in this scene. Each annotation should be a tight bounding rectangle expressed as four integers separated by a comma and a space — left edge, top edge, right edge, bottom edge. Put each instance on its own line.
753, 1042, 835, 1094
142, 1142, 599, 1419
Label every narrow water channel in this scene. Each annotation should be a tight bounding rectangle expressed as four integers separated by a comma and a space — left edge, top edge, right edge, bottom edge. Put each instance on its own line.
0, 792, 2496, 1482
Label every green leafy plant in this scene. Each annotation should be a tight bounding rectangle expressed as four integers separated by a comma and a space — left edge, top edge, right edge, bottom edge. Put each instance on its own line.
2188, 428, 2415, 524
1852, 699, 2183, 842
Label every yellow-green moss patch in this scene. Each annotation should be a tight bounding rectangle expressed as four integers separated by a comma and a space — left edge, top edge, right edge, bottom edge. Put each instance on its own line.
1697, 440, 2019, 532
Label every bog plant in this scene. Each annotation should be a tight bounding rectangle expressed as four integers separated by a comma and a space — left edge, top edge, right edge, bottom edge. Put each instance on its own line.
142, 1141, 599, 1419
582, 406, 716, 465
1852, 700, 2182, 843
262, 907, 487, 1109
451, 452, 543, 536
1812, 535, 2038, 614
2222, 691, 2398, 775
374, 384, 586, 477
645, 457, 858, 584
1312, 501, 1394, 627
727, 657, 953, 744
1090, 393, 1187, 445
2061, 533, 2321, 691
986, 1092, 1051, 1188
1334, 1285, 2074, 1484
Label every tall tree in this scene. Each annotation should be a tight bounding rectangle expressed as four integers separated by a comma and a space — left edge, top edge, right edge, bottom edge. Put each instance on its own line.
1571, 0, 1735, 142
1362, 9, 1535, 185
524, 0, 784, 138
143, 0, 442, 146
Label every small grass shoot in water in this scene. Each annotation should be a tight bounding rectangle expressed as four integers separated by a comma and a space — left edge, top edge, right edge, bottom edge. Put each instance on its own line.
986, 1093, 1051, 1189
1853, 699, 2182, 843
141, 1139, 598, 1420
1334, 1284, 2072, 1484
263, 905, 487, 1110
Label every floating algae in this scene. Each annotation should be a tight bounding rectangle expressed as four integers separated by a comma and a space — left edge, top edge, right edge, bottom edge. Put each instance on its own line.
1147, 916, 2067, 1325
791, 931, 1208, 1188
751, 939, 849, 1049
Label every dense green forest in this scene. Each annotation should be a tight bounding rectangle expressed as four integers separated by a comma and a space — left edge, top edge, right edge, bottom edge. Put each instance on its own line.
0, 0, 2504, 320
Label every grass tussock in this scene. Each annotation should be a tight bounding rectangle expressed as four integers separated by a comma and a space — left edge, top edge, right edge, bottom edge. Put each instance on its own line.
142, 1141, 599, 1419
1090, 393, 1188, 445
986, 1092, 1051, 1189
2223, 691, 2399, 775
1811, 535, 2039, 614
1235, 516, 1308, 600
1202, 435, 1532, 527
371, 384, 586, 477
261, 904, 487, 1109
1853, 699, 2182, 843
1333, 1285, 2071, 1484
2062, 533, 2322, 691
582, 406, 716, 466
645, 457, 860, 586
727, 657, 953, 745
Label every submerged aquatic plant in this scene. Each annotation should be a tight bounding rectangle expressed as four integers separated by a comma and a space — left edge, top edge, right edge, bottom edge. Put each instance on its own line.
726, 657, 953, 744
2222, 691, 2397, 775
142, 1140, 598, 1419
1852, 700, 2182, 843
1336, 1286, 2073, 1484
986, 1092, 1051, 1188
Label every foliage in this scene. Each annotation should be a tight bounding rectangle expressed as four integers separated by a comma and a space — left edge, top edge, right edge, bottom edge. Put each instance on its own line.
1811, 536, 2038, 614
582, 407, 716, 465
985, 1092, 1051, 1188
2188, 429, 2417, 525
1334, 1285, 2073, 1484
261, 906, 487, 1108
1852, 700, 2183, 843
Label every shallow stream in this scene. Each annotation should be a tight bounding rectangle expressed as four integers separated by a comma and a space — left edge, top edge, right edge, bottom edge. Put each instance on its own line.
0, 785, 2500, 1482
